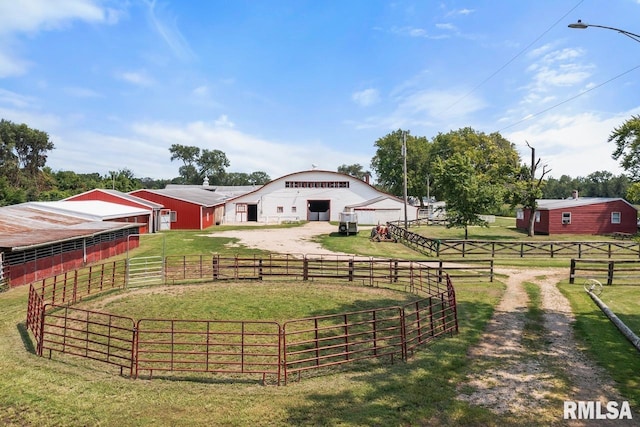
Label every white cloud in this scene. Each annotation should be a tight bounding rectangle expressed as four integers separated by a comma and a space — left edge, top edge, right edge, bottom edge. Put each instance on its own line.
505, 110, 640, 178
63, 86, 101, 98
0, 0, 122, 78
144, 0, 195, 61
117, 71, 154, 87
0, 0, 110, 35
352, 88, 380, 107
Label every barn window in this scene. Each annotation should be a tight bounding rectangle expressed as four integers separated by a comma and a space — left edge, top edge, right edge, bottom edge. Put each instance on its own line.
291, 206, 297, 213
277, 206, 283, 213
236, 204, 247, 213
170, 211, 177, 222
516, 209, 523, 220
535, 211, 540, 222
611, 212, 621, 224
561, 212, 571, 224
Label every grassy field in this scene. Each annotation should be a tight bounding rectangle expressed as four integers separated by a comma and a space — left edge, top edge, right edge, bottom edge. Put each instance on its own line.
2, 222, 639, 426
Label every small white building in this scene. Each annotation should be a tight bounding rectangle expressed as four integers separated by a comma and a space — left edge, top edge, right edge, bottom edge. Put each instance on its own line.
223, 170, 418, 225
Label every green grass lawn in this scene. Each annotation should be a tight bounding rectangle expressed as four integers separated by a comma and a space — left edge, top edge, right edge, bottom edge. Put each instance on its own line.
2, 223, 640, 426
0, 275, 510, 426
558, 282, 640, 413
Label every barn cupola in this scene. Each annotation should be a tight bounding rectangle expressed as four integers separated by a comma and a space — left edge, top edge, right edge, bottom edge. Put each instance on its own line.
203, 176, 209, 186
571, 190, 578, 199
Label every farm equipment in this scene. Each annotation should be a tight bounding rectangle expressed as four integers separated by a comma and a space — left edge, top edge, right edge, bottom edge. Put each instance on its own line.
338, 212, 358, 235
370, 224, 397, 242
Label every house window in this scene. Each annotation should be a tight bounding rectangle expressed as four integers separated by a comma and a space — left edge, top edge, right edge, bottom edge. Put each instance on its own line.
170, 211, 177, 222
562, 212, 571, 224
291, 206, 297, 213
277, 206, 284, 213
611, 212, 621, 224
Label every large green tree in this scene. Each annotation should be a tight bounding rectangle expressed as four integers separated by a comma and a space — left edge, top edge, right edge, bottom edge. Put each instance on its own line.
0, 119, 55, 203
432, 153, 504, 239
429, 127, 521, 190
609, 115, 640, 180
337, 164, 371, 181
370, 129, 430, 203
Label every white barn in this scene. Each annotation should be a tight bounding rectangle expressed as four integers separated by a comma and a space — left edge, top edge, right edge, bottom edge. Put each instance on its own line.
223, 170, 418, 225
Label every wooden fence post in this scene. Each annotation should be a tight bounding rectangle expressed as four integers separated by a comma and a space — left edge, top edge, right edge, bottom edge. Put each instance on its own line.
569, 259, 576, 284
607, 260, 614, 286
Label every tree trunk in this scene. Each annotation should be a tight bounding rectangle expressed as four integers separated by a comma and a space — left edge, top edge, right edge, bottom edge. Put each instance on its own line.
528, 209, 536, 237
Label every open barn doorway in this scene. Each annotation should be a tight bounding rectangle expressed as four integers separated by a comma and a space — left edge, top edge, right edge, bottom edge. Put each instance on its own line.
307, 200, 330, 221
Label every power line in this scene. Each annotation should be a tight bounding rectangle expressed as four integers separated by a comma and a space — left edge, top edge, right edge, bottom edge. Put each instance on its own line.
498, 63, 640, 132
441, 0, 585, 114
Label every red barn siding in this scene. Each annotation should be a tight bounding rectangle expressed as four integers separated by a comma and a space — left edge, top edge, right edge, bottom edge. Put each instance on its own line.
105, 215, 149, 234
7, 235, 138, 287
518, 200, 637, 235
67, 191, 151, 210
131, 190, 217, 230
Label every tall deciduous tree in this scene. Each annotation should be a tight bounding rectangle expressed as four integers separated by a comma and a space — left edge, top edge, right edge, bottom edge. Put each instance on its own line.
432, 153, 504, 239
337, 164, 371, 181
509, 142, 550, 237
370, 129, 430, 203
609, 115, 640, 180
197, 149, 229, 185
169, 144, 201, 184
0, 119, 55, 202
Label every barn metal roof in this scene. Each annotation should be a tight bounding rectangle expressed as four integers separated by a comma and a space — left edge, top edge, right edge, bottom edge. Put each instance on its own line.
132, 188, 227, 206
28, 200, 151, 221
536, 197, 636, 211
0, 203, 140, 251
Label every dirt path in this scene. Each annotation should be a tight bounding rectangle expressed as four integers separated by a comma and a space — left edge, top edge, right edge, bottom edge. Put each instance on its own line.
457, 268, 639, 425
207, 222, 352, 256
208, 223, 638, 423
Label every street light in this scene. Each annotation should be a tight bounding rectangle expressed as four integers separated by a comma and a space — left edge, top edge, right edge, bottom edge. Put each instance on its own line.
568, 20, 640, 44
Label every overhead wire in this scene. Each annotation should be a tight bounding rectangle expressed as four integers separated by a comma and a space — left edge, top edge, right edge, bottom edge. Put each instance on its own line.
440, 0, 585, 115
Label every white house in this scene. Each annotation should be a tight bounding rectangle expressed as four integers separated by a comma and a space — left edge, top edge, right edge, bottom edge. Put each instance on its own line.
223, 170, 418, 225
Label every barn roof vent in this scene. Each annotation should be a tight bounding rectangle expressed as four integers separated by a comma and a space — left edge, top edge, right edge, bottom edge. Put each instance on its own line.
203, 176, 209, 186
571, 190, 578, 199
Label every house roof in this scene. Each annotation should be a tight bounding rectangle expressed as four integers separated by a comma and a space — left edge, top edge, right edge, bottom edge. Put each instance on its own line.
131, 188, 227, 207
536, 197, 636, 211
0, 203, 140, 251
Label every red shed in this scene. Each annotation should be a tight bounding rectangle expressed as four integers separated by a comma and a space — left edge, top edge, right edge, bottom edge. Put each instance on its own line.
516, 196, 638, 235
65, 189, 168, 233
130, 188, 225, 230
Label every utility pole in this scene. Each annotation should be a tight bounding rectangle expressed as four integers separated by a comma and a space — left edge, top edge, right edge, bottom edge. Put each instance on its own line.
402, 131, 408, 229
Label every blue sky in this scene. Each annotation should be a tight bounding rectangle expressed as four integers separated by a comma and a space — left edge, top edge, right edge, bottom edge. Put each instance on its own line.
1, 0, 640, 181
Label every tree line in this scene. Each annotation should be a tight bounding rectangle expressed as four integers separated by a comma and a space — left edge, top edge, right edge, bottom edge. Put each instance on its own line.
0, 119, 271, 205
2, 115, 640, 235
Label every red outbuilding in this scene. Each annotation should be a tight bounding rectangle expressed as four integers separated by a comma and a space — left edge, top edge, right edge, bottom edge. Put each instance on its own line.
65, 189, 169, 232
516, 194, 638, 235
129, 188, 226, 230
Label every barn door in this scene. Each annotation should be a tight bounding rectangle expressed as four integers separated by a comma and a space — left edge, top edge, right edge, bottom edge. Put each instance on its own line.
307, 200, 330, 221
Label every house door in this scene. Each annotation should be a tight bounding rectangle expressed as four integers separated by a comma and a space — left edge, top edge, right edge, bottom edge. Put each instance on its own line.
307, 200, 330, 221
247, 204, 258, 222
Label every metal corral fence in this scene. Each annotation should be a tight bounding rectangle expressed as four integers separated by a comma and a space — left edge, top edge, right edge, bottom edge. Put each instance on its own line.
26, 255, 459, 385
570, 258, 640, 286
388, 221, 640, 259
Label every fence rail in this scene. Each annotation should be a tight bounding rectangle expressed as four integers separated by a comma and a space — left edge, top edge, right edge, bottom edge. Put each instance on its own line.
388, 220, 640, 259
569, 258, 640, 285
26, 255, 459, 385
